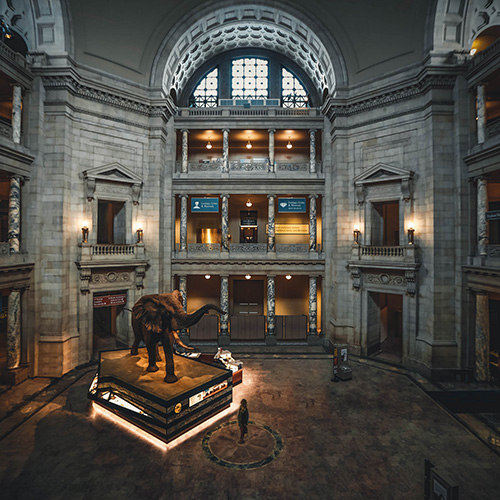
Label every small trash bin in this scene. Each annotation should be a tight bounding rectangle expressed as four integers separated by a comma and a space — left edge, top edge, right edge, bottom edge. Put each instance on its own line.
338, 364, 352, 381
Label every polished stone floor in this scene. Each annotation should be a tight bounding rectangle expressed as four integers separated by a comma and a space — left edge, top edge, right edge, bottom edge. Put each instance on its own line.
1, 351, 500, 499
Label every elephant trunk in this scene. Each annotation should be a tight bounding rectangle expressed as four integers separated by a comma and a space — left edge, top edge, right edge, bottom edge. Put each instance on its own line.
173, 304, 225, 330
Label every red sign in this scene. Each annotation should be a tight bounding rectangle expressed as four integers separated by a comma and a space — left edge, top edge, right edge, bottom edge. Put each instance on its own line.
93, 293, 127, 308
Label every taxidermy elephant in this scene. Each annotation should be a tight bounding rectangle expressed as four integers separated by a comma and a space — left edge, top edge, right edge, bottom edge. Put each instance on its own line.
131, 290, 225, 383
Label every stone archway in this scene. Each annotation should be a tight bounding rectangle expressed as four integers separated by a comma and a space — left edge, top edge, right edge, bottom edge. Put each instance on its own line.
150, 2, 347, 98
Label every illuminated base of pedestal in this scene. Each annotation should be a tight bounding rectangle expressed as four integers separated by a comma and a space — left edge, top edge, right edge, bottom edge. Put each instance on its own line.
88, 348, 234, 443
91, 400, 237, 451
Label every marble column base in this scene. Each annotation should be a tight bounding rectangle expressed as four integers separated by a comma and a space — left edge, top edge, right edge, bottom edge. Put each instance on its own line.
307, 334, 323, 346
1, 365, 29, 386
265, 334, 277, 346
218, 334, 230, 347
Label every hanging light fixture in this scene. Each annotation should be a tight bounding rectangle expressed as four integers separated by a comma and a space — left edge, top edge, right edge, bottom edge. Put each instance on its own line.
205, 274, 211, 280
246, 138, 252, 149
206, 137, 213, 150
286, 137, 293, 149
286, 274, 292, 280
245, 274, 251, 280
246, 199, 253, 208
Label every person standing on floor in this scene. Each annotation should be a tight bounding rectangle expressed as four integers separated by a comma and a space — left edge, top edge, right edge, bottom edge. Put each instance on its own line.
237, 399, 249, 444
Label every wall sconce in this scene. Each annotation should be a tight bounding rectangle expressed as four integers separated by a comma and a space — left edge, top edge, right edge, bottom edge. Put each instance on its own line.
353, 224, 360, 244
407, 222, 415, 245
205, 274, 211, 280
81, 221, 89, 243
246, 199, 253, 208
286, 138, 293, 149
136, 228, 144, 243
286, 274, 292, 280
246, 138, 252, 149
245, 274, 251, 280
206, 138, 213, 150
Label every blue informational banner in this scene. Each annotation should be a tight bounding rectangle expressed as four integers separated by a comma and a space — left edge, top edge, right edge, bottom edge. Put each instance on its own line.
277, 197, 307, 213
191, 197, 219, 213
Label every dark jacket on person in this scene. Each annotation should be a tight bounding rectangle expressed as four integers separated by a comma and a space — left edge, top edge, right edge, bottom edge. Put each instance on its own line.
238, 407, 249, 427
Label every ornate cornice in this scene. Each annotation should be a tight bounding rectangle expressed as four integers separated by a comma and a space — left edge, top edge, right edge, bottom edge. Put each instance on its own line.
41, 74, 175, 119
323, 72, 457, 122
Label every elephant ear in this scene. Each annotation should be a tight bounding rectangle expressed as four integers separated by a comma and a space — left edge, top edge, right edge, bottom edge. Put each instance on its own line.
132, 296, 163, 334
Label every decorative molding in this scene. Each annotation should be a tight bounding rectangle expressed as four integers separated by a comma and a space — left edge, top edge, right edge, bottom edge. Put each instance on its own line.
41, 74, 176, 118
354, 163, 414, 204
351, 266, 361, 290
83, 162, 143, 204
323, 73, 457, 121
91, 272, 131, 284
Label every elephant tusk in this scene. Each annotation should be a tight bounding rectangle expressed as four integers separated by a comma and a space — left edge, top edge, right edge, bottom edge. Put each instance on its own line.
173, 331, 194, 350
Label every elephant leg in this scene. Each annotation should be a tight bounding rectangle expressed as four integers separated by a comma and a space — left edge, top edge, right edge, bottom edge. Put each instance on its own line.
131, 316, 143, 356
162, 331, 177, 383
131, 337, 140, 356
146, 338, 159, 372
156, 344, 162, 362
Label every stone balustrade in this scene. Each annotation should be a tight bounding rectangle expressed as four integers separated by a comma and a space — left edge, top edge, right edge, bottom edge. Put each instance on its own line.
80, 243, 145, 261
352, 245, 417, 263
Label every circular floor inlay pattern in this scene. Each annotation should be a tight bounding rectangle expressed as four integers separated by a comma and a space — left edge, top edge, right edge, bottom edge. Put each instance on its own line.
202, 421, 283, 469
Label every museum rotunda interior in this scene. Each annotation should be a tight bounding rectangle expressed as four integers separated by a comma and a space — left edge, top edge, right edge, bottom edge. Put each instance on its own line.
0, 1, 500, 498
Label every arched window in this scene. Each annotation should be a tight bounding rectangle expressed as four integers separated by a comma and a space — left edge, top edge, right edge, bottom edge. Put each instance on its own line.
192, 68, 218, 107
282, 68, 308, 108
190, 55, 314, 107
231, 57, 268, 100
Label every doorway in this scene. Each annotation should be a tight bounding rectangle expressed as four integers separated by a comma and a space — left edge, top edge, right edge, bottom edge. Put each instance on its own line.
92, 292, 128, 355
367, 292, 403, 363
371, 201, 399, 246
231, 279, 265, 340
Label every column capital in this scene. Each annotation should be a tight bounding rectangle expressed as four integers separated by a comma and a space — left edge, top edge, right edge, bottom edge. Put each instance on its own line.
267, 194, 276, 199
267, 128, 276, 133
222, 128, 230, 133
309, 129, 317, 134
179, 193, 188, 199
309, 194, 319, 199
220, 193, 230, 199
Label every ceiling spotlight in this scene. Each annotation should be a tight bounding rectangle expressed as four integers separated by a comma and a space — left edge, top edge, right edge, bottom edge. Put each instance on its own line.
286, 274, 292, 280
286, 138, 293, 149
246, 199, 253, 208
246, 139, 252, 149
205, 274, 211, 280
206, 138, 213, 150
245, 274, 251, 280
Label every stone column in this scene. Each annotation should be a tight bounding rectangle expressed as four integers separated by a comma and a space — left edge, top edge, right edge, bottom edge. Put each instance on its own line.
180, 195, 188, 251
309, 195, 318, 252
268, 129, 275, 172
477, 177, 488, 261
222, 129, 229, 173
475, 292, 490, 382
8, 176, 21, 253
181, 129, 189, 173
309, 129, 317, 174
477, 84, 486, 145
267, 194, 275, 252
12, 85, 22, 144
266, 275, 276, 345
219, 275, 230, 345
7, 287, 21, 369
308, 276, 318, 337
178, 276, 188, 341
221, 194, 229, 252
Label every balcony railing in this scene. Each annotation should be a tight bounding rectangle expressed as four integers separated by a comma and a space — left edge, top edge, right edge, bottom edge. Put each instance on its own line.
488, 245, 500, 259
0, 121, 12, 140
79, 243, 145, 261
178, 107, 321, 118
352, 245, 417, 263
175, 160, 322, 174
486, 117, 500, 140
179, 242, 317, 257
